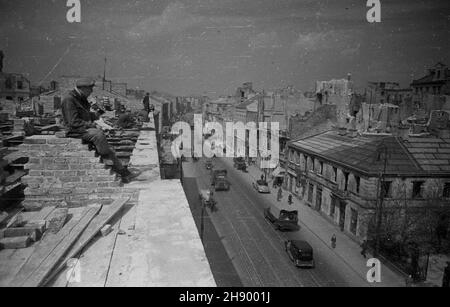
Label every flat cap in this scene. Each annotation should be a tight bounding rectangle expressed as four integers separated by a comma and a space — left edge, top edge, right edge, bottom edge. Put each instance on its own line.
76, 77, 96, 88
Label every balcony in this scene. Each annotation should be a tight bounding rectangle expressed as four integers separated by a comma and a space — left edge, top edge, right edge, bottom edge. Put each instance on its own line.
332, 188, 351, 200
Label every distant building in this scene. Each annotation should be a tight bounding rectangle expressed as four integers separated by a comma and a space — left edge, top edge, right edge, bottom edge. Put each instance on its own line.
411, 62, 450, 96
233, 98, 257, 124
285, 130, 450, 241
111, 82, 127, 97
316, 76, 354, 128
235, 82, 255, 103
38, 75, 131, 116
0, 72, 31, 104
366, 82, 403, 105
204, 96, 235, 122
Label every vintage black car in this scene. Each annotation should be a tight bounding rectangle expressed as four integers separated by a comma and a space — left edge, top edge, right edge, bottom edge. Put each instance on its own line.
233, 157, 247, 172
285, 240, 315, 268
264, 203, 299, 231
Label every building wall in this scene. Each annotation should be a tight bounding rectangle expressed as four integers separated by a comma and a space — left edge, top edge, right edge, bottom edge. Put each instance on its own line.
233, 108, 247, 123
289, 104, 336, 140
0, 73, 31, 104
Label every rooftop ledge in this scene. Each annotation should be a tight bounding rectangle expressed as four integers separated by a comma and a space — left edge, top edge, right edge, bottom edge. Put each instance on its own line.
56, 117, 215, 287
1, 113, 216, 287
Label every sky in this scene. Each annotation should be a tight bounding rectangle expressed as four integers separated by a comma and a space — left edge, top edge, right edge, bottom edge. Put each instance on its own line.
0, 0, 449, 97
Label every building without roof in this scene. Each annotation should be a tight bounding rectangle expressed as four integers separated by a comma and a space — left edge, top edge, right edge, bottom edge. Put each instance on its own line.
0, 72, 31, 105
285, 130, 450, 243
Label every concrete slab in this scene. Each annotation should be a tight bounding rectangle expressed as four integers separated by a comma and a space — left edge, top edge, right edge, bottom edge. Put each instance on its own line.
106, 180, 216, 287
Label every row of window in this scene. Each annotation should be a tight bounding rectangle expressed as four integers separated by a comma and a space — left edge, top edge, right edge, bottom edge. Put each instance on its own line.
4, 80, 24, 90
381, 181, 450, 199
289, 148, 450, 199
307, 182, 359, 236
414, 86, 442, 95
288, 149, 361, 195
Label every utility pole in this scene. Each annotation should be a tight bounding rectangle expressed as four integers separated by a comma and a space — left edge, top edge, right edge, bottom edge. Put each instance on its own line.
102, 56, 107, 90
374, 143, 388, 257
368, 87, 373, 131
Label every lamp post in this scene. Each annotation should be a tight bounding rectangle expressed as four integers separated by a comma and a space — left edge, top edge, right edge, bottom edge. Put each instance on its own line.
200, 199, 205, 243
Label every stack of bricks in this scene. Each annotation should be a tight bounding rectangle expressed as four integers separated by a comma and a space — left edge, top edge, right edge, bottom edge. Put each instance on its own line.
17, 135, 138, 211
13, 119, 26, 136
0, 99, 16, 118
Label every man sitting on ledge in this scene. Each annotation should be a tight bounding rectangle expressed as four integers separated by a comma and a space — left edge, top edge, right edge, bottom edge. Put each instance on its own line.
61, 77, 141, 183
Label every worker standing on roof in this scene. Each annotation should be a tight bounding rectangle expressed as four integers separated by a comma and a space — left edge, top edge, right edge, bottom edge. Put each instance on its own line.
143, 93, 150, 113
61, 77, 141, 183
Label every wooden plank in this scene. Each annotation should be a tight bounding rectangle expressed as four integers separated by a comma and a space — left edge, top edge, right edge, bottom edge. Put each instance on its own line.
0, 212, 8, 225
10, 207, 99, 287
52, 208, 125, 287
1, 227, 39, 241
0, 248, 35, 287
19, 206, 56, 224
0, 236, 32, 249
4, 182, 21, 193
6, 209, 25, 228
36, 124, 59, 132
5, 170, 26, 185
22, 206, 102, 287
42, 198, 129, 287
104, 202, 138, 287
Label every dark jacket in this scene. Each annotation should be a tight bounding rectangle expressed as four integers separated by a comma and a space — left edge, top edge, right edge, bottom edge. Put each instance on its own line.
61, 90, 99, 137
143, 95, 150, 111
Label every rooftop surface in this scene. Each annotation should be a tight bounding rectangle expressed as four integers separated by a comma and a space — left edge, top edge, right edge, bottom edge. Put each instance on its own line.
0, 115, 216, 287
291, 130, 450, 176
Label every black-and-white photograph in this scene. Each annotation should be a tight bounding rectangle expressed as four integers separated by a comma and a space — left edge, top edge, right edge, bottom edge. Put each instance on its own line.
0, 0, 449, 291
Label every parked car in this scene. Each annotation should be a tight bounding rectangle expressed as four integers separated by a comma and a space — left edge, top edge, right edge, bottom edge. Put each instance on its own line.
264, 203, 299, 231
252, 180, 270, 193
285, 240, 315, 268
233, 157, 247, 172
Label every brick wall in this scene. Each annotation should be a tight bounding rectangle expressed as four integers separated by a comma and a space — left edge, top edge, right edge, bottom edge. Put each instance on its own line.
18, 135, 138, 210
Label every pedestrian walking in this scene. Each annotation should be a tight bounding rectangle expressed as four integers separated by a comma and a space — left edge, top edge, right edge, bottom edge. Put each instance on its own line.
360, 240, 368, 258
288, 194, 293, 206
443, 261, 450, 288
277, 187, 283, 202
331, 234, 337, 249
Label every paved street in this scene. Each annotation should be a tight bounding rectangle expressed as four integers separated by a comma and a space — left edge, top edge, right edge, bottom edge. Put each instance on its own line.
183, 157, 405, 287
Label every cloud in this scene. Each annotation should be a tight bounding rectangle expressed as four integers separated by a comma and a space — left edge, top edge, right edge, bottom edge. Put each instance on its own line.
292, 30, 362, 55
340, 43, 361, 56
249, 31, 282, 50
293, 32, 327, 51
126, 2, 203, 40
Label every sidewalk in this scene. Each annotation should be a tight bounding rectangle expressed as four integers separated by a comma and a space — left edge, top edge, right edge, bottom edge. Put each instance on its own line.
224, 158, 406, 287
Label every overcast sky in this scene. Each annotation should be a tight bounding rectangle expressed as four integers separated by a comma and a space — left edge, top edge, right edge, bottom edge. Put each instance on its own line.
0, 0, 449, 96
